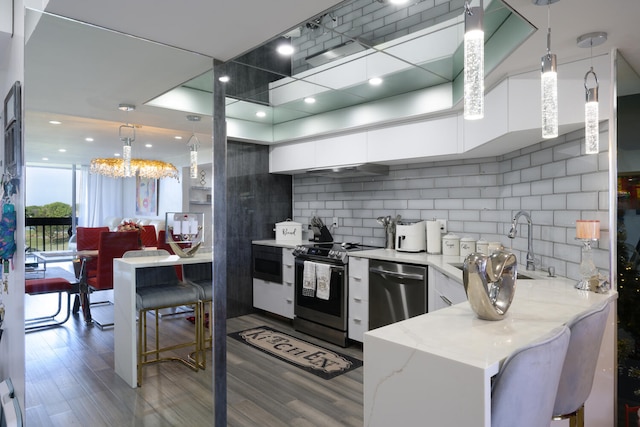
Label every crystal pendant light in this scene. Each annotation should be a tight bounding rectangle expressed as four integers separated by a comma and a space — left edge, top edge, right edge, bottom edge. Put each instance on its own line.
463, 0, 484, 120
534, 0, 560, 139
186, 115, 201, 179
119, 123, 135, 177
577, 32, 607, 154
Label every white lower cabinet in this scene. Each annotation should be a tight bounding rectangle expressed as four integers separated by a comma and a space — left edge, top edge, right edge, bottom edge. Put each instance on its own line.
348, 256, 369, 342
428, 268, 467, 312
252, 247, 295, 319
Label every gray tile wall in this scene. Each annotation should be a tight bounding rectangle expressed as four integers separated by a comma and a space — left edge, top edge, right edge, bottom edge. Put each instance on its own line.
293, 124, 610, 281
291, 0, 464, 74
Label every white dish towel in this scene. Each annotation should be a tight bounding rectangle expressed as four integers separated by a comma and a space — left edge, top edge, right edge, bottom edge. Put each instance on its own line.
315, 263, 331, 300
302, 261, 316, 297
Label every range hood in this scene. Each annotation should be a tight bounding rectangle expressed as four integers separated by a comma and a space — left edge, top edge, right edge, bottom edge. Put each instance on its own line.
305, 163, 389, 178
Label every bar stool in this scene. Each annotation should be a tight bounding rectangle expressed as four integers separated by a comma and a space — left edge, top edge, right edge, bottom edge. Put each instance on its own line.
552, 300, 611, 427
123, 250, 203, 386
491, 325, 570, 427
183, 262, 213, 368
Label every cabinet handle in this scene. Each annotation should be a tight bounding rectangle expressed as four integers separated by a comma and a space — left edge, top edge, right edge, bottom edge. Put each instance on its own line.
284, 281, 292, 286
353, 297, 362, 302
286, 298, 293, 303
353, 318, 361, 323
352, 276, 362, 281
284, 264, 293, 269
440, 295, 453, 306
369, 267, 424, 280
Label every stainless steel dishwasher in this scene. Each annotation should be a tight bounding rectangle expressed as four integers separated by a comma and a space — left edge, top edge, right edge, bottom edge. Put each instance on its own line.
368, 259, 427, 330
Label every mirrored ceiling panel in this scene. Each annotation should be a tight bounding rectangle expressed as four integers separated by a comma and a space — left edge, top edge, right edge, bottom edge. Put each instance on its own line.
149, 0, 534, 132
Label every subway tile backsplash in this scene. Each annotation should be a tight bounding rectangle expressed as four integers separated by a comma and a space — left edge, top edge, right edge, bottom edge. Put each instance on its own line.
293, 125, 610, 281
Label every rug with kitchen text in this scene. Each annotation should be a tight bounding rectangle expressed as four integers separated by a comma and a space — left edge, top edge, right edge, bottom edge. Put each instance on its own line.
228, 326, 362, 380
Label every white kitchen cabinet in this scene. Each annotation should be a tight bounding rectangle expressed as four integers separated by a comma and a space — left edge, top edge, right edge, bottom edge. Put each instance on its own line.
252, 246, 295, 319
428, 268, 467, 312
281, 248, 295, 319
348, 256, 369, 342
269, 141, 315, 173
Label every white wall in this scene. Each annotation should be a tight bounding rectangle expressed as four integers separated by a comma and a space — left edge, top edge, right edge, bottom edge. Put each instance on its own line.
0, 0, 26, 416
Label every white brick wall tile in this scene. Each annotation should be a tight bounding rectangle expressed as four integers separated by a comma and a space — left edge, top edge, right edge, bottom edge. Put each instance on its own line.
531, 210, 554, 226
408, 199, 434, 209
480, 162, 500, 174
512, 154, 531, 171
567, 192, 598, 211
346, 200, 366, 209
421, 188, 450, 198
553, 176, 581, 193
463, 174, 498, 186
521, 196, 542, 211
567, 155, 598, 176
435, 199, 464, 209
464, 198, 497, 210
553, 210, 582, 227
542, 161, 567, 179
383, 200, 408, 209
541, 194, 566, 210
531, 147, 553, 166
449, 210, 480, 221
503, 197, 521, 211
531, 179, 553, 195
407, 178, 435, 189
582, 171, 609, 191
325, 201, 344, 209
521, 166, 542, 182
450, 164, 480, 176
512, 182, 531, 197
450, 187, 481, 198
503, 170, 521, 185
435, 176, 463, 188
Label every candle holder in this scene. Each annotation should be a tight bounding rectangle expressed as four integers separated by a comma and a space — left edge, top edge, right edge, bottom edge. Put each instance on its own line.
576, 238, 598, 290
165, 212, 204, 258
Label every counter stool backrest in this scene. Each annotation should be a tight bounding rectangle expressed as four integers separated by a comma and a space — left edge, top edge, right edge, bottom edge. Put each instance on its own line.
553, 300, 611, 419
491, 325, 570, 427
123, 250, 178, 290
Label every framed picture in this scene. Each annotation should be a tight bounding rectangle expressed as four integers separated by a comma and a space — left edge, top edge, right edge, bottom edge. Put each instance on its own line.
135, 176, 158, 216
4, 82, 22, 177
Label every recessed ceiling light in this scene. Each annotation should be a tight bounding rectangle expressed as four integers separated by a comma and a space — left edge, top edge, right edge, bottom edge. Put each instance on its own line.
42, 157, 49, 161
304, 97, 316, 104
49, 120, 62, 125
58, 148, 66, 153
369, 77, 383, 86
85, 137, 94, 142
118, 103, 136, 112
115, 153, 121, 157
145, 143, 152, 148
174, 136, 183, 140
276, 43, 294, 56
389, 0, 409, 4
219, 75, 230, 83
256, 111, 267, 118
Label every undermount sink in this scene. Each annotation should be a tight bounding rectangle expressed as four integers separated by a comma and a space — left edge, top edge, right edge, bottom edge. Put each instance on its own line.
448, 263, 534, 280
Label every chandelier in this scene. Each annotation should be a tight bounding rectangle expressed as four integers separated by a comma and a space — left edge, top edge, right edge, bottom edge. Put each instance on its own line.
90, 158, 179, 180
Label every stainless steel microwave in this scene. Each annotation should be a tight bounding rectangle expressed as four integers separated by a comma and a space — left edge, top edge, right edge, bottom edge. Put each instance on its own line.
251, 245, 282, 283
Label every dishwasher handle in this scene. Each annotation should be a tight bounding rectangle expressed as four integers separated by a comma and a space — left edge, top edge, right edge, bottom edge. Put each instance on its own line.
369, 267, 425, 281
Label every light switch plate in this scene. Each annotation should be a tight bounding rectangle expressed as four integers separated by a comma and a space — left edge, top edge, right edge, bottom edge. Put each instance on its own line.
437, 219, 447, 234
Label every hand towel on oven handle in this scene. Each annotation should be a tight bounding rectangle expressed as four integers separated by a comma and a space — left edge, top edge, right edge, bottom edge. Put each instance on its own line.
315, 263, 331, 300
302, 260, 316, 297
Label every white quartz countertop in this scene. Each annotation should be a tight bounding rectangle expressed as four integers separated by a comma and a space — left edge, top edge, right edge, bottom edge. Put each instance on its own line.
252, 239, 300, 249
365, 277, 616, 375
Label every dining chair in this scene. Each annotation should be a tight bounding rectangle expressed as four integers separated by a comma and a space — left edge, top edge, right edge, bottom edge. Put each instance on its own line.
76, 226, 109, 279
140, 225, 158, 248
183, 261, 213, 366
123, 249, 203, 386
85, 231, 140, 327
491, 325, 570, 427
552, 300, 611, 427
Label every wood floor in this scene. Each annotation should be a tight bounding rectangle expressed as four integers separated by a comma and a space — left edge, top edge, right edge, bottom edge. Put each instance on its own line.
24, 297, 364, 426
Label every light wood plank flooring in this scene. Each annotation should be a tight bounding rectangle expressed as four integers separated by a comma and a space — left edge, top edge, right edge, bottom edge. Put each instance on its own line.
25, 298, 364, 426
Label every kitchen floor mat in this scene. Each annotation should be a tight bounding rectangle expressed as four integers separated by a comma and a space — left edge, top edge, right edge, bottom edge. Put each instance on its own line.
228, 325, 362, 380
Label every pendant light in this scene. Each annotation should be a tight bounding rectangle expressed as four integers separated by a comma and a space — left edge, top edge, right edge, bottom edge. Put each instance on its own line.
463, 0, 484, 120
534, 0, 559, 139
577, 32, 607, 154
186, 115, 201, 179
118, 103, 136, 176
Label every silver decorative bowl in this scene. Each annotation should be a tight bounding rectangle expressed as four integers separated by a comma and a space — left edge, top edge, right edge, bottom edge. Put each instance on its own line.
463, 250, 517, 321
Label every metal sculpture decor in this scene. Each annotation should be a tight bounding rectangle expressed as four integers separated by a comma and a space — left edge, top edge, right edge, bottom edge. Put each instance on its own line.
463, 250, 517, 321
165, 212, 204, 258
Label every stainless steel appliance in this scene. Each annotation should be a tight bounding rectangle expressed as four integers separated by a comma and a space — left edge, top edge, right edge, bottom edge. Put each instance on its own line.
292, 242, 379, 347
252, 244, 282, 283
368, 259, 427, 329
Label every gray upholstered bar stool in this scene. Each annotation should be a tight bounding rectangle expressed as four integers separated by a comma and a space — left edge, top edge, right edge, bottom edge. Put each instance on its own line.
123, 250, 203, 386
183, 262, 213, 368
491, 325, 571, 427
552, 300, 611, 427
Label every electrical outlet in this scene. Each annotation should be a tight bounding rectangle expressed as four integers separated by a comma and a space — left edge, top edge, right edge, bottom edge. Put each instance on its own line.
332, 217, 339, 227
437, 219, 447, 234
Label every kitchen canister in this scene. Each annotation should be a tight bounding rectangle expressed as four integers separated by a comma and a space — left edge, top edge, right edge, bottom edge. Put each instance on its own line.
425, 220, 442, 254
476, 239, 489, 255
460, 236, 476, 257
442, 233, 460, 256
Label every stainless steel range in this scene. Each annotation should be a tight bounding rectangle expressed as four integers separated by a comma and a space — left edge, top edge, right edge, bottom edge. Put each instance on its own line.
292, 242, 379, 347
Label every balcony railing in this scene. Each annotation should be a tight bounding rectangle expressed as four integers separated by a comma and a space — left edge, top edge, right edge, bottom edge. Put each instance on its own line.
26, 217, 73, 252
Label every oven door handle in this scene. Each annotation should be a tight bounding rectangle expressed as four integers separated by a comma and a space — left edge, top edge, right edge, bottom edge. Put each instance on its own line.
369, 267, 424, 281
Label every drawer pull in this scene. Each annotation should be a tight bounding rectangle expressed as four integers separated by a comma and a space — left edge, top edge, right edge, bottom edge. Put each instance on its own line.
353, 297, 362, 302
285, 264, 293, 269
352, 276, 362, 281
284, 281, 292, 286
440, 295, 453, 306
286, 298, 293, 303
353, 318, 361, 323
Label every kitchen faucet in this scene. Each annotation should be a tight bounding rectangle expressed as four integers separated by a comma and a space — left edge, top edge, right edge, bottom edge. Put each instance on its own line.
507, 210, 535, 271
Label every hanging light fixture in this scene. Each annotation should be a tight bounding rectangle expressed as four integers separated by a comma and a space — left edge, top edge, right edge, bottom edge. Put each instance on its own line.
463, 0, 484, 120
577, 32, 607, 154
90, 103, 179, 180
534, 0, 560, 139
186, 115, 201, 179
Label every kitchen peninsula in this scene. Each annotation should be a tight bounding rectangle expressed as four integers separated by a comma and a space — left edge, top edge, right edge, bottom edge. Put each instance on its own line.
361, 258, 616, 427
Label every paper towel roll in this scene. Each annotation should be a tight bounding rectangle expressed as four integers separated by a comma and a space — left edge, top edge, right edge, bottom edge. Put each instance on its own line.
426, 220, 441, 254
